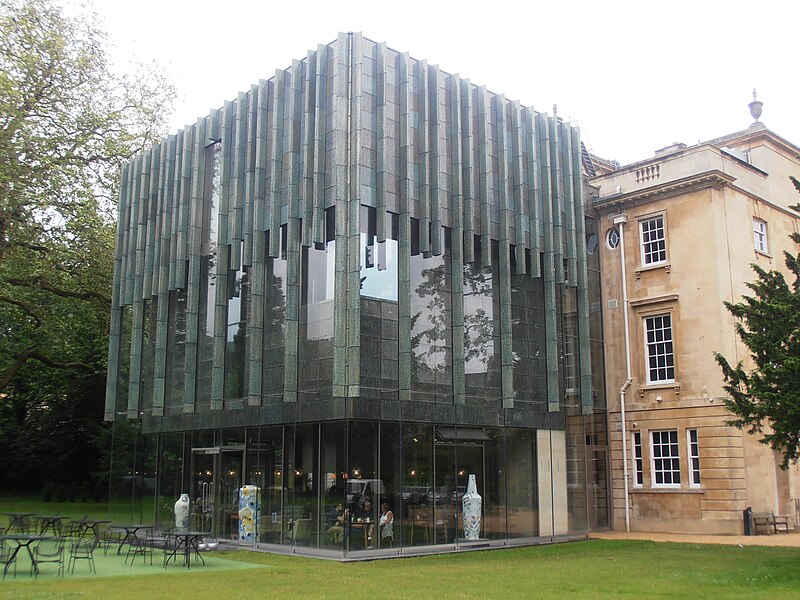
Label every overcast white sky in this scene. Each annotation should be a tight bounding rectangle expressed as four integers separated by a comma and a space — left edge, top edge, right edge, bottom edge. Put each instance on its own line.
92, 0, 798, 166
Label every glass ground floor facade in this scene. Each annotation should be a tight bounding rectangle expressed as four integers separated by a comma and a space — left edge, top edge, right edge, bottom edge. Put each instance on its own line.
109, 414, 609, 558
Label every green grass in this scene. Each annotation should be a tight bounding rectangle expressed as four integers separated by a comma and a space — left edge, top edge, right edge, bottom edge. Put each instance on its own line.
2, 497, 800, 598
0, 493, 162, 524
1, 539, 799, 599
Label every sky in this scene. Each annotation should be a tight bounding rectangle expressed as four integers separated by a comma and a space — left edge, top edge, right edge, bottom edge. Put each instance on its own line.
89, 0, 799, 166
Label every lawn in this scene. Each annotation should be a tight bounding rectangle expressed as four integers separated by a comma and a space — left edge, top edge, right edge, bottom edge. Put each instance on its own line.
2, 496, 799, 599
1, 539, 799, 599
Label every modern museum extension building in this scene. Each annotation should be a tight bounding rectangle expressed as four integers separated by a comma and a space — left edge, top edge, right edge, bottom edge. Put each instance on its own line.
105, 32, 608, 557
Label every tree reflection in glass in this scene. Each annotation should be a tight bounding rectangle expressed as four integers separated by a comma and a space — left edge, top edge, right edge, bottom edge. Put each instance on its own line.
410, 221, 452, 399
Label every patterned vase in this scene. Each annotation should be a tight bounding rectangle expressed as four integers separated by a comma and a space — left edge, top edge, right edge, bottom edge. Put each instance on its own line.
174, 493, 190, 529
238, 485, 262, 542
462, 474, 482, 540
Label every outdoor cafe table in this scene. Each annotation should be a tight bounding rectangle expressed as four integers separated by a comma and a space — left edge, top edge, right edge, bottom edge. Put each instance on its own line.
0, 533, 52, 577
2, 512, 34, 533
33, 514, 70, 536
74, 519, 112, 543
111, 524, 155, 555
164, 530, 209, 569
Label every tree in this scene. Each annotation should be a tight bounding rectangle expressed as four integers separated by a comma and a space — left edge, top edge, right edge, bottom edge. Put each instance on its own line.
714, 178, 800, 468
0, 0, 175, 490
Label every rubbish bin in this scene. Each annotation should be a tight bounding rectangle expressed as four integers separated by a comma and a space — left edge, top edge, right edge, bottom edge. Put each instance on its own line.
743, 506, 753, 536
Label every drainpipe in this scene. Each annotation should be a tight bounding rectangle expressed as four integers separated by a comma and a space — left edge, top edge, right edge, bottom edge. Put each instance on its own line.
614, 213, 632, 532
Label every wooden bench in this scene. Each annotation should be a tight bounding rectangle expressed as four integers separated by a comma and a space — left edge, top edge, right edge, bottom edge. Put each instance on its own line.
753, 512, 789, 534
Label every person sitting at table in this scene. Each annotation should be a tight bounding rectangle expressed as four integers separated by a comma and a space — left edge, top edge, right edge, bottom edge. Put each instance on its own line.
326, 503, 345, 544
357, 500, 375, 548
378, 502, 394, 547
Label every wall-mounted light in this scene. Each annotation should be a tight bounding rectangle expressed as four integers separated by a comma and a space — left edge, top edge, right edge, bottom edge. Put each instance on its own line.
656, 395, 663, 402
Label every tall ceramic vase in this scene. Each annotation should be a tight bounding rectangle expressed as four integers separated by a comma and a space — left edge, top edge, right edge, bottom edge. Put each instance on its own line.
462, 474, 482, 540
238, 485, 262, 542
174, 493, 190, 529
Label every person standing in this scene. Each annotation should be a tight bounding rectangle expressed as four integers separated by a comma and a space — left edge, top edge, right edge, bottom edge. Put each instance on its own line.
379, 502, 394, 547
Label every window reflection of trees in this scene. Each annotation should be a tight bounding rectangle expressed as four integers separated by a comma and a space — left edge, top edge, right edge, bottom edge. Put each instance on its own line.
463, 262, 495, 373
410, 225, 452, 396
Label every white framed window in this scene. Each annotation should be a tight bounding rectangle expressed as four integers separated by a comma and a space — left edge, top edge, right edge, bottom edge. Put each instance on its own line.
753, 218, 768, 254
687, 429, 701, 487
651, 430, 680, 487
639, 215, 666, 265
644, 314, 675, 383
632, 431, 643, 487
606, 227, 620, 250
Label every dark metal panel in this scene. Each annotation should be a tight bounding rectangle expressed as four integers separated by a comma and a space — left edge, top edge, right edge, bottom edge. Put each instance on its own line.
561, 121, 578, 287
332, 32, 350, 399
539, 114, 560, 412
397, 50, 412, 403
510, 101, 527, 274
524, 108, 541, 278
143, 144, 161, 299
302, 51, 316, 247
311, 44, 328, 246
571, 127, 594, 415
476, 86, 491, 266
268, 70, 285, 258
460, 78, 475, 264
429, 64, 442, 257
167, 131, 183, 291
243, 84, 258, 267
548, 115, 564, 286
374, 41, 387, 244
255, 80, 269, 234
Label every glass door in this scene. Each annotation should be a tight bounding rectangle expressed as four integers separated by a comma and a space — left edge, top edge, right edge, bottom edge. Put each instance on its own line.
589, 449, 610, 530
191, 446, 245, 540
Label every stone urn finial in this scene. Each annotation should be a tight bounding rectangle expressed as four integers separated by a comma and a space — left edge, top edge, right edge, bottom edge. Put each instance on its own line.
748, 88, 763, 123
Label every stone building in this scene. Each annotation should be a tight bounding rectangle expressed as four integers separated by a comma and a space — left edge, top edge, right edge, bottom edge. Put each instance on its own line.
590, 104, 800, 534
104, 32, 607, 556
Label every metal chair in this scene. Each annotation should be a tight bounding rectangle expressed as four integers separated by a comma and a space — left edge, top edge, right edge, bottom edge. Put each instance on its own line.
125, 530, 153, 566
67, 525, 97, 574
0, 531, 14, 579
32, 531, 66, 578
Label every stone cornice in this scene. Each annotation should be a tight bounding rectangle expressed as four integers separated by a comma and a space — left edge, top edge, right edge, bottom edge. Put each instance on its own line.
629, 293, 679, 308
593, 170, 736, 212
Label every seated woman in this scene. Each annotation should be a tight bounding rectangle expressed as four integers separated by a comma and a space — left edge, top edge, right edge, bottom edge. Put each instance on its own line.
378, 502, 394, 547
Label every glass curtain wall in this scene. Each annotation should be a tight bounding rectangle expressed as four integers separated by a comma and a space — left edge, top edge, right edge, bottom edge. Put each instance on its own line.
298, 208, 335, 401
263, 226, 287, 403
140, 299, 157, 413
410, 220, 453, 401
165, 289, 187, 414
360, 206, 399, 397
197, 142, 221, 409
120, 224, 597, 555
509, 248, 546, 540
463, 238, 501, 402
224, 242, 249, 402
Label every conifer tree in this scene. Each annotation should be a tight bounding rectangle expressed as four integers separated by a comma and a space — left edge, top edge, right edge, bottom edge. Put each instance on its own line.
715, 177, 800, 468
